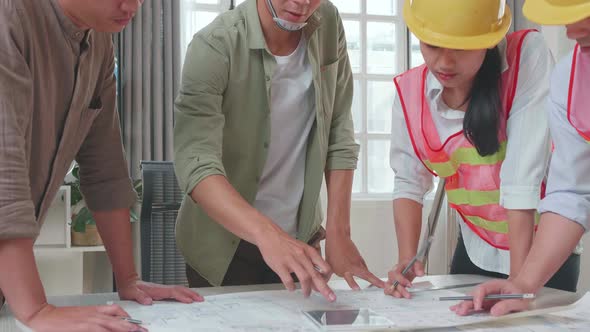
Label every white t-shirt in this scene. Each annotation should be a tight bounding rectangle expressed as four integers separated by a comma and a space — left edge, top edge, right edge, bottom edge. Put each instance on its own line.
253, 37, 315, 236
390, 32, 554, 275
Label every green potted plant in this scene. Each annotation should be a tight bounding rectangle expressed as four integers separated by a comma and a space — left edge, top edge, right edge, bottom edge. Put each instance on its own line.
66, 164, 142, 246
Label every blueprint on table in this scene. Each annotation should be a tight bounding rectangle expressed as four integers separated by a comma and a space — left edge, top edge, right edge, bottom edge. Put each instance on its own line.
114, 289, 590, 331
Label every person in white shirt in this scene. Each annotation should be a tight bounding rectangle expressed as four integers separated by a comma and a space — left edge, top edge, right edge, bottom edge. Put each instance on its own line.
385, 0, 579, 299
453, 0, 590, 316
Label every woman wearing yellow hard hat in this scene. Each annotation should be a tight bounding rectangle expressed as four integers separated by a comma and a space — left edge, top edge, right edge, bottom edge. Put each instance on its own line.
386, 0, 580, 299
452, 0, 590, 317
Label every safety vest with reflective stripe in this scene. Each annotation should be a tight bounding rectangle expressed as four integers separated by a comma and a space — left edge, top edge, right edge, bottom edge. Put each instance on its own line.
568, 44, 590, 144
394, 29, 537, 250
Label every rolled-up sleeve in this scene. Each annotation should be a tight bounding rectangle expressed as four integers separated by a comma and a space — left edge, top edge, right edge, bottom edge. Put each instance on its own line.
76, 37, 136, 211
174, 34, 228, 195
538, 60, 590, 231
499, 32, 553, 210
0, 3, 39, 239
325, 10, 360, 171
390, 93, 434, 205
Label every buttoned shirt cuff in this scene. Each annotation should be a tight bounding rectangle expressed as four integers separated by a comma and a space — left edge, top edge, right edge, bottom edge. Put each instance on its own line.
392, 192, 425, 205
326, 142, 360, 171
538, 192, 590, 232
499, 185, 541, 210
325, 156, 358, 171
180, 156, 227, 196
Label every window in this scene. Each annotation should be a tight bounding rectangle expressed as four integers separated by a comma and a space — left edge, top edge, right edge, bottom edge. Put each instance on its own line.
332, 0, 424, 197
180, 0, 233, 64
180, 0, 425, 197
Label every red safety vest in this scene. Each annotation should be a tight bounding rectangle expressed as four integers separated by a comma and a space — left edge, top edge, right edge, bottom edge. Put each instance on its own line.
394, 30, 537, 250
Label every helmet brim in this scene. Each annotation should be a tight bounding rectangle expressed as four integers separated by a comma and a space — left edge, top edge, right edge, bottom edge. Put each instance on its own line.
404, 0, 512, 50
523, 0, 590, 25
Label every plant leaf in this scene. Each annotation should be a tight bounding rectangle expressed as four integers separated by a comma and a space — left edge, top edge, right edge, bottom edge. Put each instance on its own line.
70, 184, 83, 206
72, 164, 80, 181
72, 215, 86, 233
133, 179, 143, 202
72, 207, 95, 233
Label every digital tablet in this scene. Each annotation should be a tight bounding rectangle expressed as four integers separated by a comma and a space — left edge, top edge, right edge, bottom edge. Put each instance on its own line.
302, 308, 394, 331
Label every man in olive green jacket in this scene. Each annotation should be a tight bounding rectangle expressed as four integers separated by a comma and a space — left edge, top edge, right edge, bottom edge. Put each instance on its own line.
174, 0, 385, 300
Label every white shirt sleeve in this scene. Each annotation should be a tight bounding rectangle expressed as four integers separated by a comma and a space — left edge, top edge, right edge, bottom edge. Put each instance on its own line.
499, 32, 553, 210
538, 52, 590, 232
390, 91, 434, 205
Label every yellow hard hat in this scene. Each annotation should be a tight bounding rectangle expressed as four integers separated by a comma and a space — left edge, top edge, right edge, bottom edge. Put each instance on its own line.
403, 0, 512, 50
524, 0, 590, 25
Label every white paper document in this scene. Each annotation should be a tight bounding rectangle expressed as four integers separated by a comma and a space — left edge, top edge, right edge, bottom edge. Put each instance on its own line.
113, 289, 589, 331
454, 293, 590, 331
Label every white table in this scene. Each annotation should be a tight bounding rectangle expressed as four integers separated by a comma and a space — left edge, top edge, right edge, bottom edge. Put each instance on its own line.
0, 275, 581, 331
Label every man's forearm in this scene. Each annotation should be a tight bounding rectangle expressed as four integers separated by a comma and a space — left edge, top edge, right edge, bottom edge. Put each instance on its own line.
507, 209, 536, 276
93, 208, 138, 286
190, 175, 279, 245
325, 170, 354, 236
514, 213, 584, 292
0, 238, 47, 322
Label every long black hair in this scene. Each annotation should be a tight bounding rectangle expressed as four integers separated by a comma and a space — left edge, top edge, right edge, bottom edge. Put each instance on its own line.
463, 47, 503, 156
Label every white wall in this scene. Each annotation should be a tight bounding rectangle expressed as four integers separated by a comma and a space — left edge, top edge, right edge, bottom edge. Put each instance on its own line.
344, 198, 455, 279
320, 180, 454, 281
